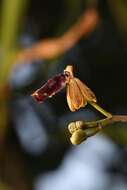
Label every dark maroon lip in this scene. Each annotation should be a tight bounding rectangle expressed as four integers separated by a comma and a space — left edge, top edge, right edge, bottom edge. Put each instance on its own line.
31, 92, 47, 103
31, 72, 69, 103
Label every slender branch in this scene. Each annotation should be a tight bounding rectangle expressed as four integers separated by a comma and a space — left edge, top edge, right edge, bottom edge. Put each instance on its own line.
68, 115, 127, 145
89, 101, 112, 118
85, 115, 127, 128
15, 8, 99, 63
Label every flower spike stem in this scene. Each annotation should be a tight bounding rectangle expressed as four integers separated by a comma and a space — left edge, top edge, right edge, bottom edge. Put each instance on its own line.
68, 115, 127, 145
89, 101, 112, 118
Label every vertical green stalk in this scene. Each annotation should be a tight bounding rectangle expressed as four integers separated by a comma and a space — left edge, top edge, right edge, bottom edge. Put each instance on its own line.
0, 0, 28, 140
0, 0, 28, 50
0, 0, 29, 82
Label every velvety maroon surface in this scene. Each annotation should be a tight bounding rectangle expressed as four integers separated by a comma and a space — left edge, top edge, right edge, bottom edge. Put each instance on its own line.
32, 73, 67, 103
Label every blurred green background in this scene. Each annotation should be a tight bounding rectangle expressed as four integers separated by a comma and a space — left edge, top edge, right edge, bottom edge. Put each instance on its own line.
1, 0, 127, 190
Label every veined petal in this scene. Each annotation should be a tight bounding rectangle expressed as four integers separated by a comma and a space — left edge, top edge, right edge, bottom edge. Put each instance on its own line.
67, 78, 85, 111
66, 84, 76, 111
75, 78, 97, 102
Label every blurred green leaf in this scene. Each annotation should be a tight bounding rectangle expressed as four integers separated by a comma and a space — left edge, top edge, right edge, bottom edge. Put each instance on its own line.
104, 121, 127, 144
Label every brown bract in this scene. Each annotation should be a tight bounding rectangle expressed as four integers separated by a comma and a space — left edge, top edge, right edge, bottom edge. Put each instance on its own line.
64, 65, 97, 112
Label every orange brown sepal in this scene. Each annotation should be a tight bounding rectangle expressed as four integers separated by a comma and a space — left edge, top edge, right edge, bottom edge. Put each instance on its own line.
64, 65, 97, 112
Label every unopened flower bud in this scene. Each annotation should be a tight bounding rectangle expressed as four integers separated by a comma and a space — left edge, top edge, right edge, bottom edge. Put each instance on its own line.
70, 129, 87, 145
68, 121, 84, 134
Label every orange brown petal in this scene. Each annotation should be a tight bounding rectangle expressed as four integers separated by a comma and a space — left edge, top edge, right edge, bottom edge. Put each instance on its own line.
67, 78, 86, 111
66, 84, 76, 111
75, 78, 97, 102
